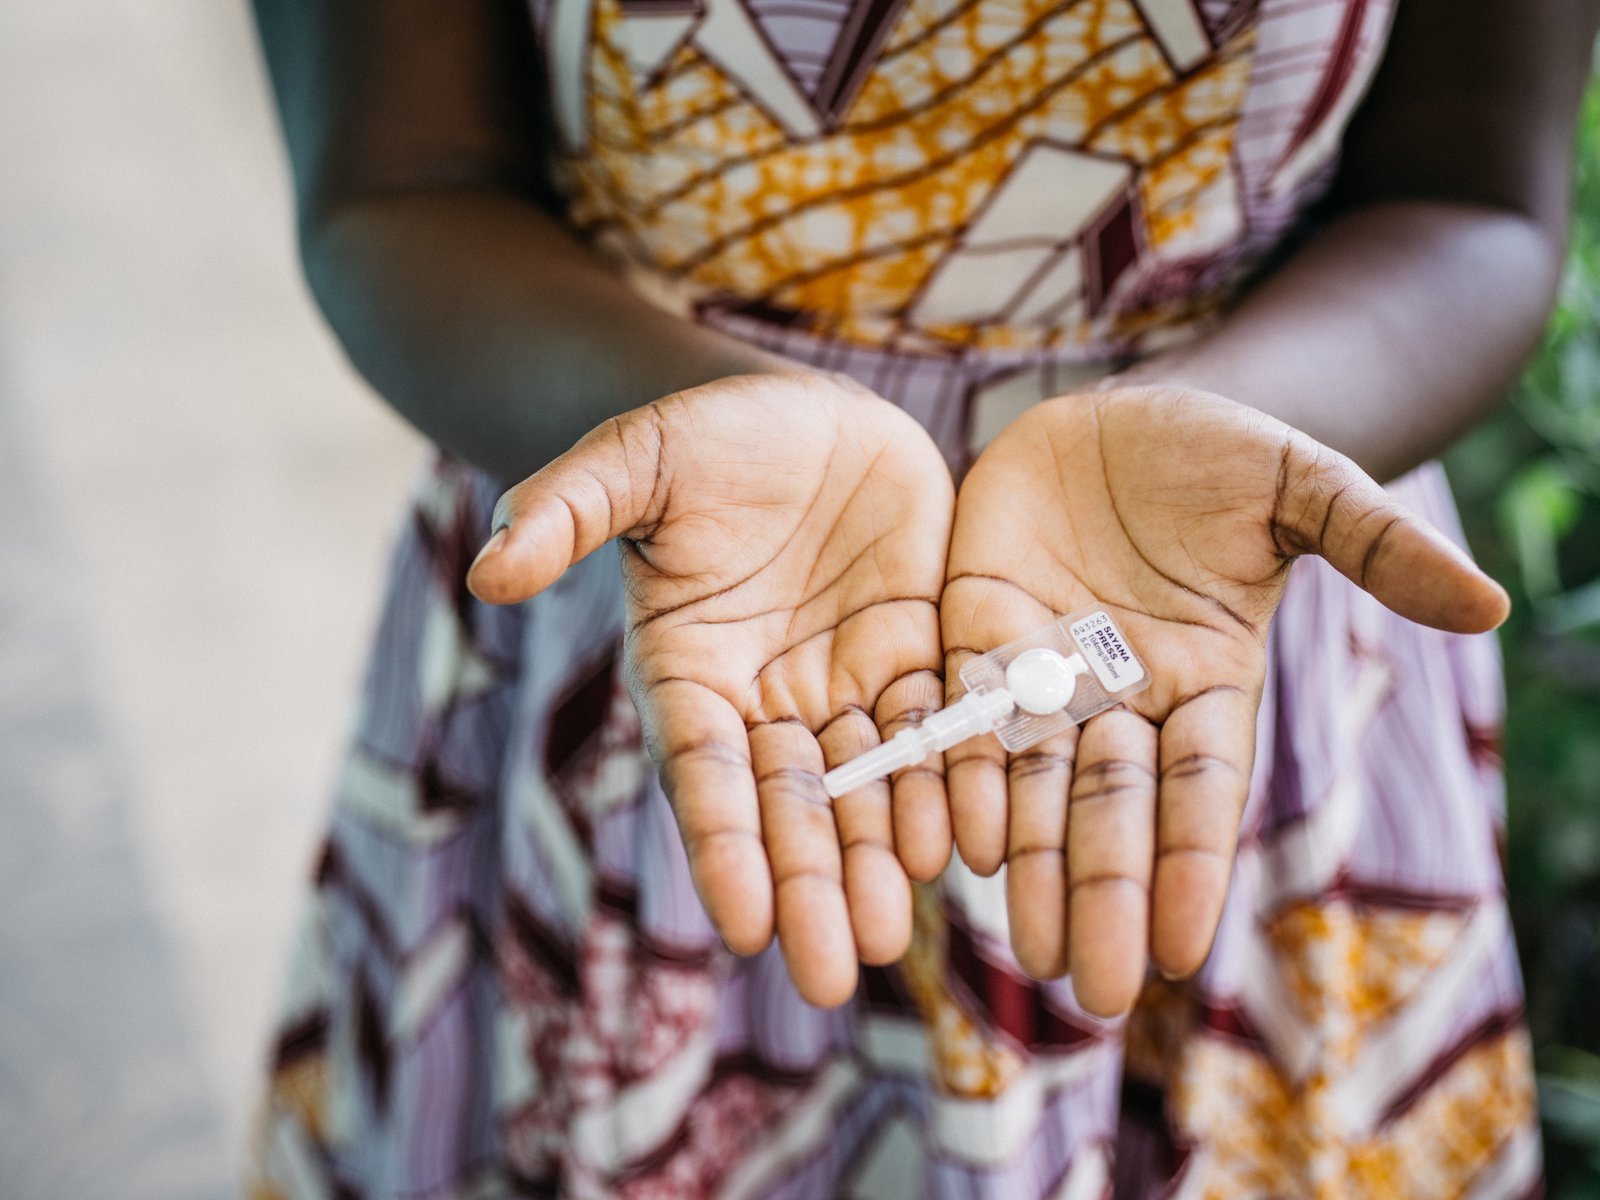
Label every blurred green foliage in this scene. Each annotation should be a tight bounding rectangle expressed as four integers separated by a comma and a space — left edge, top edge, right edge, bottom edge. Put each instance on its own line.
1445, 73, 1600, 1199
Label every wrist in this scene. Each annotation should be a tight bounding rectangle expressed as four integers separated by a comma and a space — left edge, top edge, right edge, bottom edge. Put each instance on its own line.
1092, 341, 1212, 395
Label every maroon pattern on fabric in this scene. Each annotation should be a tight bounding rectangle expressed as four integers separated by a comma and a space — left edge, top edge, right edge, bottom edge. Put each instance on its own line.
248, 0, 1541, 1195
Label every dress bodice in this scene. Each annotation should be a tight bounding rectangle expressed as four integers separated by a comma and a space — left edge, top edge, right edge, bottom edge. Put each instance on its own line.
527, 0, 1396, 359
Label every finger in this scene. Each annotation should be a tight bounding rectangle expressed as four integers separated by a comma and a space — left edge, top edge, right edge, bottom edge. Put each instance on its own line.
1152, 684, 1257, 979
468, 409, 663, 605
640, 678, 771, 956
830, 596, 949, 883
1067, 708, 1158, 1017
749, 721, 857, 1008
939, 575, 1057, 876
1277, 434, 1509, 633
1005, 724, 1079, 979
817, 708, 913, 966
942, 647, 1009, 876
874, 668, 951, 883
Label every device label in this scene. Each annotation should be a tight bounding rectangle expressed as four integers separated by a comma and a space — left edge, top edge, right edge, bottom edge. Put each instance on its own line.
1069, 611, 1145, 693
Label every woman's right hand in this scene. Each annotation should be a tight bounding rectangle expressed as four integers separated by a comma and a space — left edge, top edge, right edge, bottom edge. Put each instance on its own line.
468, 373, 954, 1007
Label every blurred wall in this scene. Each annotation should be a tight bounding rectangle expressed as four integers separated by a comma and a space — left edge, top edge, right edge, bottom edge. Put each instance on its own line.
0, 1, 423, 1194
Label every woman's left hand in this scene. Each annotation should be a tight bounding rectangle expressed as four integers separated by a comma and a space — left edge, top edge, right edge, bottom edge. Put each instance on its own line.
940, 385, 1509, 1015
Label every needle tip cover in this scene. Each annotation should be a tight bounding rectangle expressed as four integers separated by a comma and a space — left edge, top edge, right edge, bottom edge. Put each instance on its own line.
822, 608, 1148, 798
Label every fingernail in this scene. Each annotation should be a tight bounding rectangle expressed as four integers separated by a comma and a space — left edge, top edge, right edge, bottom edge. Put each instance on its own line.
469, 527, 508, 576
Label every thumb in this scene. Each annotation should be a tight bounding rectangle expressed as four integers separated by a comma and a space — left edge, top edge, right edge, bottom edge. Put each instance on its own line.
1276, 434, 1509, 635
467, 411, 665, 605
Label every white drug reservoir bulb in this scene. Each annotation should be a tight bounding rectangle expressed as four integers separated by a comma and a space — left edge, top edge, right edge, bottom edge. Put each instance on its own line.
1005, 647, 1085, 715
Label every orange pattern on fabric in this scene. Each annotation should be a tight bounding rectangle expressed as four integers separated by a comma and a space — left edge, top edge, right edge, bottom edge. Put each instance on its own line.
248, 1054, 334, 1200
1267, 901, 1468, 1055
565, 0, 1254, 351
1169, 1028, 1535, 1199
1118, 901, 1538, 1199
901, 884, 1024, 1097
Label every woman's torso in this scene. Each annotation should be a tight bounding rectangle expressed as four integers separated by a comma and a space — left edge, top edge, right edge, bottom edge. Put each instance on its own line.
250, 4, 1538, 1196
531, 0, 1396, 372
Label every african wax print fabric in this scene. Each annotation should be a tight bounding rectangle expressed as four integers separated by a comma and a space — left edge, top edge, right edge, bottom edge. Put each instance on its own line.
251, 1, 1539, 1196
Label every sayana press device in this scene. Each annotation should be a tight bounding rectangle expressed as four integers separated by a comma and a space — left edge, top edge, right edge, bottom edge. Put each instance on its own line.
822, 608, 1151, 799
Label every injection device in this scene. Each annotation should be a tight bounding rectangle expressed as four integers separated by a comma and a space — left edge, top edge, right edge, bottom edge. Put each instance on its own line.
822, 608, 1150, 799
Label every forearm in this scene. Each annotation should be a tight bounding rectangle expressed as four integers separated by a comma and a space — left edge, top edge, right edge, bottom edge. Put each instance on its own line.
303, 188, 795, 481
1120, 200, 1563, 482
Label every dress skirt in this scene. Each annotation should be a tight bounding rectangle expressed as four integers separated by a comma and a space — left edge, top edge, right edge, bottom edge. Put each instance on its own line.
251, 427, 1537, 1199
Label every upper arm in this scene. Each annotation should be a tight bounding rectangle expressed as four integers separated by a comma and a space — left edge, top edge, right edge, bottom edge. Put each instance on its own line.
1334, 0, 1599, 232
252, 0, 555, 227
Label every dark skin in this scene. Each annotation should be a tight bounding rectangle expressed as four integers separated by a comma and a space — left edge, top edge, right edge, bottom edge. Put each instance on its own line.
256, 0, 1599, 1011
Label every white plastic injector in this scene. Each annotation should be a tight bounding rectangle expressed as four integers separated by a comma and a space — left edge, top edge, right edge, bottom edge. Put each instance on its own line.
821, 610, 1150, 800
822, 648, 1090, 799
821, 686, 1018, 800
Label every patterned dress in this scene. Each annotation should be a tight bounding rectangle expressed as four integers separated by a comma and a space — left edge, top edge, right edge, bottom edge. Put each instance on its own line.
252, 0, 1541, 1196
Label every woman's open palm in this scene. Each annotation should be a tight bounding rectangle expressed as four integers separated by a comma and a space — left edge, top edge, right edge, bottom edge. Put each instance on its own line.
941, 386, 1508, 1015
468, 373, 954, 1006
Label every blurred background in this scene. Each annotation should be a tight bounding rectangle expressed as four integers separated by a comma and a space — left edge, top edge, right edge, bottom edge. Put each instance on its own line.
0, 4, 1595, 1198
0, 3, 421, 1197
1447, 74, 1600, 1199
